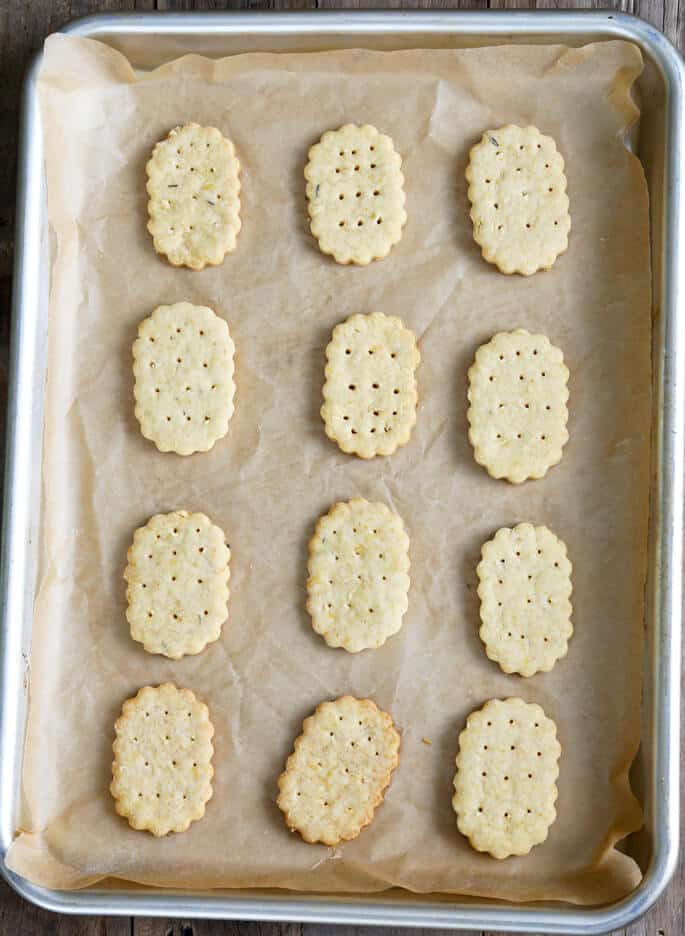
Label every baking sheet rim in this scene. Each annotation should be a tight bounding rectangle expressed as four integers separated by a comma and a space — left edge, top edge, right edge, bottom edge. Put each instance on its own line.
0, 10, 681, 933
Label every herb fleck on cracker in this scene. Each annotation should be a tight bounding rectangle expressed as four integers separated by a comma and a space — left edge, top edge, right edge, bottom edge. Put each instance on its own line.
466, 125, 570, 275
146, 123, 241, 270
307, 499, 410, 652
321, 312, 420, 458
305, 124, 406, 265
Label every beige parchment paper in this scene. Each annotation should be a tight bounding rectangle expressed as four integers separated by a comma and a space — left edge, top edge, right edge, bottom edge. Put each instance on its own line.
7, 34, 651, 905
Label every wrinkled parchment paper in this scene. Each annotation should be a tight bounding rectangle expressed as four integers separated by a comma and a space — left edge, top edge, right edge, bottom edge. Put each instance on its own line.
7, 35, 651, 905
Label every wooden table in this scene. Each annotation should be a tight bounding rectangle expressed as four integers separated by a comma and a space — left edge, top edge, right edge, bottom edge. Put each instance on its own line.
0, 1, 682, 934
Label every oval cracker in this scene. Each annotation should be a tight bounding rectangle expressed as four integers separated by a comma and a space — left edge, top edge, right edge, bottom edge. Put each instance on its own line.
146, 123, 241, 270
277, 696, 400, 846
133, 302, 236, 456
110, 683, 214, 837
322, 312, 420, 458
477, 523, 573, 676
305, 124, 407, 265
124, 510, 231, 659
467, 329, 569, 483
306, 499, 410, 652
466, 125, 571, 276
452, 698, 561, 859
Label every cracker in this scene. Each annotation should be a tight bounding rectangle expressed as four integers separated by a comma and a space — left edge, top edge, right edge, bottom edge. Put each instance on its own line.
452, 697, 561, 859
466, 125, 571, 276
467, 329, 569, 483
277, 696, 400, 846
146, 123, 241, 270
124, 510, 230, 659
305, 124, 407, 265
133, 302, 236, 456
322, 312, 420, 458
306, 499, 410, 653
477, 524, 573, 676
110, 683, 214, 837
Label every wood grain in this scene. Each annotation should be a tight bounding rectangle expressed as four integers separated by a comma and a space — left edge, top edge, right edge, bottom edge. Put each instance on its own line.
0, 871, 131, 936
0, 0, 681, 934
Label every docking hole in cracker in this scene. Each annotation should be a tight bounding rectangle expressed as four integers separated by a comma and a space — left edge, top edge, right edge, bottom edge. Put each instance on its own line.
110, 683, 214, 837
322, 312, 420, 458
133, 302, 236, 456
452, 697, 560, 859
277, 696, 400, 845
305, 124, 407, 265
307, 498, 410, 652
124, 510, 230, 659
477, 524, 573, 676
467, 329, 569, 483
146, 123, 241, 270
466, 125, 571, 275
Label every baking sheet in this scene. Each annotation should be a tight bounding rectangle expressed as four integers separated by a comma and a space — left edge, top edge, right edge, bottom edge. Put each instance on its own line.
6, 35, 651, 905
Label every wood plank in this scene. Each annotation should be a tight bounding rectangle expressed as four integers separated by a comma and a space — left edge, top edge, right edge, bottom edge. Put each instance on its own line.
633, 0, 667, 29
664, 0, 682, 45
0, 0, 70, 278
300, 929, 478, 936
134, 923, 305, 935
156, 1, 317, 11
0, 875, 131, 936
299, 928, 479, 936
316, 0, 489, 9
70, 0, 156, 18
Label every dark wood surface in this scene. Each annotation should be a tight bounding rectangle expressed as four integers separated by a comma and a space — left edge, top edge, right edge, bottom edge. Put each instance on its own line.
0, 0, 682, 933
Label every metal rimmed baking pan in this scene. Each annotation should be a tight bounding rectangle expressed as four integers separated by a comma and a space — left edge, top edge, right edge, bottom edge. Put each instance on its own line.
1, 11, 682, 933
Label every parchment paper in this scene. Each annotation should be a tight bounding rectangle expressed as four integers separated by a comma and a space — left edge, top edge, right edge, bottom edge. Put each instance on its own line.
7, 35, 651, 905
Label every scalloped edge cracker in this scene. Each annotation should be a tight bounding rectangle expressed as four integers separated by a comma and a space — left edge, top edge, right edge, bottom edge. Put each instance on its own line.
467, 329, 569, 483
146, 123, 241, 270
277, 696, 400, 845
124, 510, 231, 660
452, 697, 561, 859
466, 125, 571, 275
477, 523, 573, 676
110, 683, 214, 837
133, 302, 236, 456
322, 312, 420, 458
306, 499, 410, 652
305, 124, 406, 265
